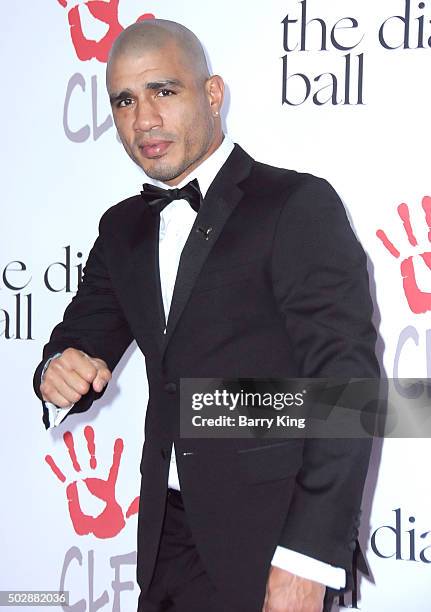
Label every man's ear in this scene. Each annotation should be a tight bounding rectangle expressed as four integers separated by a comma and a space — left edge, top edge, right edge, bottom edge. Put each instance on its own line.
206, 75, 224, 116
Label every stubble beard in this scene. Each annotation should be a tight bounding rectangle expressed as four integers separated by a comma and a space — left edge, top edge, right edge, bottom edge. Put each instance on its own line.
140, 120, 214, 183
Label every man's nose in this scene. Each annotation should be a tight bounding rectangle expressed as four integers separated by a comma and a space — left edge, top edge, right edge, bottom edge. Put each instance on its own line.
133, 100, 162, 131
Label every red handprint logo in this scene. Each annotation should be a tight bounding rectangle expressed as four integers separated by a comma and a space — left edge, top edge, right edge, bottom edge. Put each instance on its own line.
45, 426, 139, 538
56, 0, 155, 62
377, 196, 431, 314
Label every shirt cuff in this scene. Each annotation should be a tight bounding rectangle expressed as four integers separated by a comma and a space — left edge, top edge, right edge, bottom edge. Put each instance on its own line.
271, 546, 346, 589
45, 402, 75, 427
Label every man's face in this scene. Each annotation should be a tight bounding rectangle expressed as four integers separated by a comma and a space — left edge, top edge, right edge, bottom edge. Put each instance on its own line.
107, 42, 220, 185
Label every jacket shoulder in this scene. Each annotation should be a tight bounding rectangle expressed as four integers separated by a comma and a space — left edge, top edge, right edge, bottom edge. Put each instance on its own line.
98, 193, 144, 232
247, 157, 338, 209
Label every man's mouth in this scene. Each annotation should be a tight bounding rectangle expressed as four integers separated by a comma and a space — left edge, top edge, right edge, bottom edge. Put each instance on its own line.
138, 140, 172, 159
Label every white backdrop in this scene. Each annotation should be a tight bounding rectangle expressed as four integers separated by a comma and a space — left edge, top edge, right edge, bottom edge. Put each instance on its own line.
1, 1, 430, 610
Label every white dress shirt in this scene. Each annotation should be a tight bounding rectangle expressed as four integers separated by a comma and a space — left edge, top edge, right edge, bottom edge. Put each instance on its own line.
44, 135, 345, 589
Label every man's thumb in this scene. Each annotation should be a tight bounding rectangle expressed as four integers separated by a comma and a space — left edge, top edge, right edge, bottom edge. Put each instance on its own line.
90, 359, 111, 392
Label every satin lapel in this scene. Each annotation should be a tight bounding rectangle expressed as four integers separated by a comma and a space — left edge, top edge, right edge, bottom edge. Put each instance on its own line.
162, 145, 254, 356
129, 206, 165, 353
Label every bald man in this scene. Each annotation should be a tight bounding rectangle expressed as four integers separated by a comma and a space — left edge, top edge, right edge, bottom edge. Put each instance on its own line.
34, 19, 379, 612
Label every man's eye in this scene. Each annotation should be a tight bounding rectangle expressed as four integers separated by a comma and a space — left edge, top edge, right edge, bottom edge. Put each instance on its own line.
118, 98, 133, 107
157, 89, 175, 97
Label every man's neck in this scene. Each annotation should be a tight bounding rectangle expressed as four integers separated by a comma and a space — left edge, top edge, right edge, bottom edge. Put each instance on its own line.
148, 135, 235, 198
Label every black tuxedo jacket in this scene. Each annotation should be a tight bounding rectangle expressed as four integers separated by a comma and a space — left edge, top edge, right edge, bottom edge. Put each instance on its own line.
34, 144, 379, 611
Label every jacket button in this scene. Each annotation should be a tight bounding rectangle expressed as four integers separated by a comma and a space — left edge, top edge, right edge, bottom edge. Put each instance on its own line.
348, 540, 357, 552
161, 448, 169, 460
164, 382, 177, 393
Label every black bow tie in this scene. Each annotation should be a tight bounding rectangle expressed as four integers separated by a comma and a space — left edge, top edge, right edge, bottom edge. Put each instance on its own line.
140, 178, 202, 215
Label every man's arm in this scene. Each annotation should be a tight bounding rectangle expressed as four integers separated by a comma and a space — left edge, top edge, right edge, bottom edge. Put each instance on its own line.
34, 219, 133, 427
271, 547, 345, 588
270, 176, 379, 581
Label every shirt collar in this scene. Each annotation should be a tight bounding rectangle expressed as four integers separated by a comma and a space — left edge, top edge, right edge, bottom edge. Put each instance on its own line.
144, 135, 235, 198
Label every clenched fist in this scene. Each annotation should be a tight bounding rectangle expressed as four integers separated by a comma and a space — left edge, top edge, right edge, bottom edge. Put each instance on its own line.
40, 348, 112, 408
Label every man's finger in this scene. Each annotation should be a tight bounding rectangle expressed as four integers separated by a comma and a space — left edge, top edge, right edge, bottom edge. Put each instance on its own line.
41, 372, 84, 404
61, 351, 98, 383
91, 365, 112, 393
45, 361, 91, 396
41, 385, 75, 409
48, 376, 86, 404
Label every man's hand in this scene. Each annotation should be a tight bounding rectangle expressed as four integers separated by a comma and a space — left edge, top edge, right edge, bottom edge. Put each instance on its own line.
40, 348, 111, 407
262, 566, 326, 612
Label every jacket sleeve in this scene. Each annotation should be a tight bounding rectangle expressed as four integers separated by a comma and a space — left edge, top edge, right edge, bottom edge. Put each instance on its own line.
270, 176, 379, 581
33, 214, 133, 428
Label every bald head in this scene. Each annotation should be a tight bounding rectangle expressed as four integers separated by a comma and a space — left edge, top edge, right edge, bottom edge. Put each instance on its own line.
106, 19, 224, 185
107, 19, 210, 84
